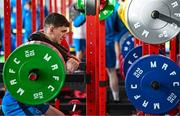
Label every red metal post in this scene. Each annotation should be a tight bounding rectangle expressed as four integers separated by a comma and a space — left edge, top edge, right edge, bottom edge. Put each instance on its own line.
98, 19, 106, 116
39, 0, 44, 29
16, 0, 22, 47
97, 1, 106, 115
4, 0, 11, 59
86, 16, 97, 115
169, 37, 177, 62
148, 44, 160, 54
69, 0, 72, 6
86, 0, 106, 115
95, 15, 100, 114
32, 0, 36, 32
54, 0, 58, 13
134, 38, 140, 47
142, 42, 149, 56
61, 0, 66, 16
49, 0, 52, 13
86, 0, 100, 114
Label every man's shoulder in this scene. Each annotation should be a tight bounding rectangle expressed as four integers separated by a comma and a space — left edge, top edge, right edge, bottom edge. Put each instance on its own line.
28, 31, 49, 42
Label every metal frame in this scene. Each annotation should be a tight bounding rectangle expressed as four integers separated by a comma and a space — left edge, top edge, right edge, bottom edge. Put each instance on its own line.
32, 0, 37, 32
39, 0, 44, 30
16, 0, 22, 47
3, 0, 180, 115
61, 0, 66, 16
49, 0, 52, 13
86, 0, 106, 115
4, 0, 11, 59
54, 0, 58, 13
170, 38, 177, 62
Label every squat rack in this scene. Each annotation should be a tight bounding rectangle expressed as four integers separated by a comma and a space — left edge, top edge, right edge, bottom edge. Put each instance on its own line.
3, 0, 107, 115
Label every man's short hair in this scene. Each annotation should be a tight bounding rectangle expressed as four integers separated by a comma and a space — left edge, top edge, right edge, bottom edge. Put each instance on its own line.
44, 13, 70, 28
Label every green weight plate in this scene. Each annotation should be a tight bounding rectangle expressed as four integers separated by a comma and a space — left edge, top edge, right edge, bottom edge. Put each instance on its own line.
99, 0, 116, 20
77, 0, 85, 9
3, 42, 66, 105
77, 0, 116, 20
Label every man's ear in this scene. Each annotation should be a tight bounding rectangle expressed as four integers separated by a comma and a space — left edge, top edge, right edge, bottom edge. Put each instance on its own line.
49, 25, 54, 32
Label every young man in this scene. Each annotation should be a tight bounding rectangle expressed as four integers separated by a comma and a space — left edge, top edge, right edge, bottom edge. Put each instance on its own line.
2, 13, 79, 115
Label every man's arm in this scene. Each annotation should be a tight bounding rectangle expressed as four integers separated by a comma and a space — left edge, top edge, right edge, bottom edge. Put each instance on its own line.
59, 39, 80, 73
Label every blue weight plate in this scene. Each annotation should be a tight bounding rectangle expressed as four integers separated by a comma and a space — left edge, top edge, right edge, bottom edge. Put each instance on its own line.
125, 55, 180, 114
121, 36, 135, 58
119, 32, 132, 50
123, 46, 142, 76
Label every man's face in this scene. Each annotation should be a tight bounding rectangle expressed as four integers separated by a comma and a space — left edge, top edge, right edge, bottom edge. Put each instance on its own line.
51, 26, 68, 43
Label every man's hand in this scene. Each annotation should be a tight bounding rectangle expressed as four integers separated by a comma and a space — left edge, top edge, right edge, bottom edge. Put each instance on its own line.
66, 57, 80, 73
